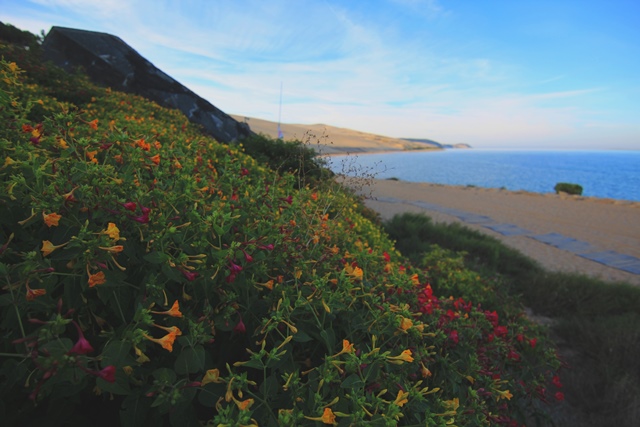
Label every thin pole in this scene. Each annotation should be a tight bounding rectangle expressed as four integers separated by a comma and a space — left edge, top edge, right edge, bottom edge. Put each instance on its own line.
277, 82, 283, 139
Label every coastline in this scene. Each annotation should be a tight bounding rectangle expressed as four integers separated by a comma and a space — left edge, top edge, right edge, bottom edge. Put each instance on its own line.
347, 178, 640, 285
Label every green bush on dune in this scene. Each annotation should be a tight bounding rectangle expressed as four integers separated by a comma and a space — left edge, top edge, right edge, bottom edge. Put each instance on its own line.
1, 31, 561, 427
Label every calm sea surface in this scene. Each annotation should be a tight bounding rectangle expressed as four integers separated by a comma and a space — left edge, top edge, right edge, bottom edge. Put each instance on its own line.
327, 150, 640, 202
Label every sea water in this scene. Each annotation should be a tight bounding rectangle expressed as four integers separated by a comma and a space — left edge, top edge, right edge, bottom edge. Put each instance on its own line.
327, 150, 640, 202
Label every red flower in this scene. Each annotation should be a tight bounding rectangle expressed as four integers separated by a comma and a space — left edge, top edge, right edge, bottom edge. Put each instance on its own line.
233, 317, 246, 334
554, 391, 565, 401
485, 310, 499, 326
552, 375, 563, 388
494, 325, 508, 338
529, 338, 537, 348
122, 201, 137, 211
448, 330, 459, 344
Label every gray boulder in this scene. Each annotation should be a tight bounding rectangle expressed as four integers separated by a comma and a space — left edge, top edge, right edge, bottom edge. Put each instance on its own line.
42, 26, 252, 143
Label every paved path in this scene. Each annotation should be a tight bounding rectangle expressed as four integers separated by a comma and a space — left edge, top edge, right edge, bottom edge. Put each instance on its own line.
352, 179, 640, 286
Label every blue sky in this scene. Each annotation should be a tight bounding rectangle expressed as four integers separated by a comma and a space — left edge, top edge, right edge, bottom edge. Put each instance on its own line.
2, 0, 639, 149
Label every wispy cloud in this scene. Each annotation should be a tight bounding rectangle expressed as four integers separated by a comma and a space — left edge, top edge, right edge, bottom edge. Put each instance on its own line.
2, 0, 638, 149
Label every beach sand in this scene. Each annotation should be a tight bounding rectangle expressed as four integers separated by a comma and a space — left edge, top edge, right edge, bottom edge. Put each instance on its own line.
349, 178, 640, 286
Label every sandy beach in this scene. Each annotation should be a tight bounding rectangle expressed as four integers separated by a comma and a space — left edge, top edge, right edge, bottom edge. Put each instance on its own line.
349, 178, 640, 286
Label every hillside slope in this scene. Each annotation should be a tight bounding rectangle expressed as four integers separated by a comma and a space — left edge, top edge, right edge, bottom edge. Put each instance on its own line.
231, 114, 441, 154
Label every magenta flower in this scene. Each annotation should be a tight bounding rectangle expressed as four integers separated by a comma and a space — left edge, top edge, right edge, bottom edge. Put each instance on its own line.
97, 365, 116, 383
180, 269, 199, 281
68, 321, 94, 355
122, 201, 137, 211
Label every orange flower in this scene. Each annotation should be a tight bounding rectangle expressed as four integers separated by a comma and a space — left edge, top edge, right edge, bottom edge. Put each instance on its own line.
321, 408, 336, 424
25, 282, 46, 301
234, 397, 254, 411
150, 154, 160, 165
153, 323, 182, 336
333, 339, 355, 357
135, 138, 150, 151
99, 245, 124, 253
304, 408, 337, 425
86, 150, 98, 163
42, 212, 61, 227
41, 240, 67, 257
153, 141, 162, 150
410, 273, 420, 285
399, 316, 413, 331
150, 300, 183, 318
114, 154, 124, 164
88, 119, 98, 130
143, 331, 178, 352
344, 264, 363, 281
88, 271, 106, 287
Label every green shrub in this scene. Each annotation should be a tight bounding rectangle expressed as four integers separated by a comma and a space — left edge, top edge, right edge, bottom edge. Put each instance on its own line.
554, 182, 583, 195
238, 133, 333, 188
0, 49, 562, 427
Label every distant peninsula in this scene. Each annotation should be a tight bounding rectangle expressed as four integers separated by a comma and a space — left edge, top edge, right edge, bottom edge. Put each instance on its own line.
231, 115, 470, 154
402, 138, 472, 150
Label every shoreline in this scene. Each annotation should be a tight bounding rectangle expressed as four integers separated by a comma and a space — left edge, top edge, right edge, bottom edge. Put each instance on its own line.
347, 178, 640, 285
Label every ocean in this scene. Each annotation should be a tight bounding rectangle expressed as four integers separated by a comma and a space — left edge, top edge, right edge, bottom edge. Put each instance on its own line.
326, 149, 640, 202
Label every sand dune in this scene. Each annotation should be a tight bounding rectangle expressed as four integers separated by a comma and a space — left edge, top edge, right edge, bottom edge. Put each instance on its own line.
230, 114, 439, 154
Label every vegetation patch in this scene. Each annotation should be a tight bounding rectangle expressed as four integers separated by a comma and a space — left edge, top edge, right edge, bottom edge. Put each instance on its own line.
1, 30, 561, 426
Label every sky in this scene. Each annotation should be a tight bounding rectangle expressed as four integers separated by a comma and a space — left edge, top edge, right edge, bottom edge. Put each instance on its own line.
1, 0, 639, 149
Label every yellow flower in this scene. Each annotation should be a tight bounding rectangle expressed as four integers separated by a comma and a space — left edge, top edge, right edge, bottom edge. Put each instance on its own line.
41, 240, 67, 257
495, 389, 513, 401
201, 369, 223, 386
387, 349, 414, 364
393, 390, 410, 407
104, 222, 120, 240
42, 212, 62, 227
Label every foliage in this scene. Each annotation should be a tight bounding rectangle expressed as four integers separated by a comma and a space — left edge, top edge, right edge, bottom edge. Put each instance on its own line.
553, 183, 583, 196
1, 38, 561, 427
384, 211, 640, 427
239, 133, 334, 189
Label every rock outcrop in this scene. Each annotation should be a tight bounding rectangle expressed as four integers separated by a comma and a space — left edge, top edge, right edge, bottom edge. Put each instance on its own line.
42, 26, 251, 143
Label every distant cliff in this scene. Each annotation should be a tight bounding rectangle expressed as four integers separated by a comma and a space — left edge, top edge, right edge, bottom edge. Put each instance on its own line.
403, 138, 472, 149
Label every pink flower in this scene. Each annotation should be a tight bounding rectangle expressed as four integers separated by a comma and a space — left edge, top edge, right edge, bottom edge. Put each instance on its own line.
98, 365, 116, 383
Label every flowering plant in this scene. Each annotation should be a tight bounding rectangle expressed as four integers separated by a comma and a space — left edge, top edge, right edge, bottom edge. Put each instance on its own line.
1, 44, 561, 427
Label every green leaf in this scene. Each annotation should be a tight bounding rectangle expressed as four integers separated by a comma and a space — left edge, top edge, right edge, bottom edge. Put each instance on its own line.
143, 251, 169, 264
153, 367, 176, 384
320, 329, 335, 352
340, 374, 364, 389
174, 345, 205, 375
102, 340, 133, 366
292, 330, 313, 343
